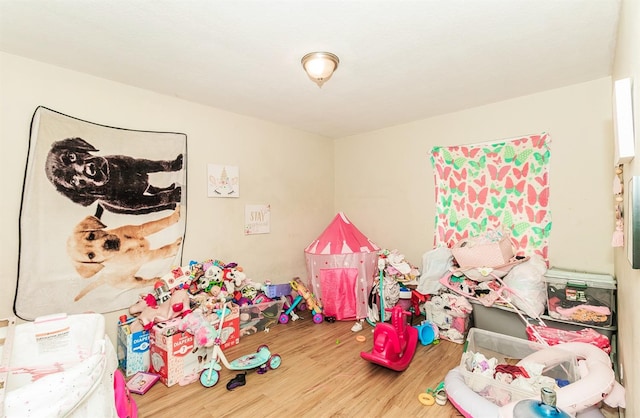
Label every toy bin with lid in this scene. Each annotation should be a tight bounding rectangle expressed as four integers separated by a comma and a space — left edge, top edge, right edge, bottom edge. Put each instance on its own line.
459, 328, 579, 407
545, 268, 616, 327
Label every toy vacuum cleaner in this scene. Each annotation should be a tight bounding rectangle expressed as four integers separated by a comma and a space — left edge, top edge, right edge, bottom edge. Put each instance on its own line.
360, 304, 418, 371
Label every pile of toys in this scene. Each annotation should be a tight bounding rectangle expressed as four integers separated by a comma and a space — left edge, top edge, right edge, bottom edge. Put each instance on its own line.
120, 258, 297, 388
126, 258, 274, 333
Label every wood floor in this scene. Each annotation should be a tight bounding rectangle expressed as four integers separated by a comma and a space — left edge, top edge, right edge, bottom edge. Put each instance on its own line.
134, 316, 465, 417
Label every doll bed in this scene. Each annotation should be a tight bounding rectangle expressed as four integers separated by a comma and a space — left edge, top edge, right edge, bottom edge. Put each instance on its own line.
3, 313, 119, 418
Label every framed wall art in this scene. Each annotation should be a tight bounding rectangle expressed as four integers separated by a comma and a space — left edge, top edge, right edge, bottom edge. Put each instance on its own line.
207, 164, 239, 197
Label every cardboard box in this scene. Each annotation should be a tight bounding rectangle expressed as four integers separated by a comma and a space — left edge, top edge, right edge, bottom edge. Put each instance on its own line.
149, 308, 240, 387
117, 325, 150, 377
460, 328, 579, 406
239, 299, 284, 337
545, 268, 616, 327
149, 327, 206, 387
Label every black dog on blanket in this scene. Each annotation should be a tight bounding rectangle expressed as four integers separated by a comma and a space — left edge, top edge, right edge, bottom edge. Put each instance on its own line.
45, 137, 183, 214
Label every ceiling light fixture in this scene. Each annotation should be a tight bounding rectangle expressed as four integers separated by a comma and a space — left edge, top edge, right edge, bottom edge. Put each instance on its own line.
301, 52, 339, 88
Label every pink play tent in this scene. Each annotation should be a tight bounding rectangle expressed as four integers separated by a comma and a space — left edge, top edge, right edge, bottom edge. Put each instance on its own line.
304, 212, 379, 321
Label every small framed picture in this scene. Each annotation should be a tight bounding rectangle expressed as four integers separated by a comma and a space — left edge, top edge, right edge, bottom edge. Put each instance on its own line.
126, 371, 160, 395
207, 164, 240, 197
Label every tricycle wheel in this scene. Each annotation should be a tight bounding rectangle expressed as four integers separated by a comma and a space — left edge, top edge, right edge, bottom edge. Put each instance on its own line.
313, 313, 324, 324
268, 354, 282, 370
279, 313, 289, 324
200, 368, 220, 388
257, 344, 269, 354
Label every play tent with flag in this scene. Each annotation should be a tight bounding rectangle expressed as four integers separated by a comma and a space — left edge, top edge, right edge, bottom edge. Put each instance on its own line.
304, 212, 380, 321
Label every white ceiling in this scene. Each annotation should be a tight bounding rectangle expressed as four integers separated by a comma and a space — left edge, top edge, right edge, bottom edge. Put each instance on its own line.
0, 0, 621, 139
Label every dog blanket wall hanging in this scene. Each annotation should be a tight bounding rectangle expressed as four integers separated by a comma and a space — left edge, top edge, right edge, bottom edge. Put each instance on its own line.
15, 106, 187, 319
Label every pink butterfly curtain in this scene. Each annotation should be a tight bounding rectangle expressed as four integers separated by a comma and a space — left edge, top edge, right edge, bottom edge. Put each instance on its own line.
430, 133, 551, 262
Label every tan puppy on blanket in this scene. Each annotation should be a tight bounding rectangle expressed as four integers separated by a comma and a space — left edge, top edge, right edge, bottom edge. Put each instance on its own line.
67, 207, 183, 301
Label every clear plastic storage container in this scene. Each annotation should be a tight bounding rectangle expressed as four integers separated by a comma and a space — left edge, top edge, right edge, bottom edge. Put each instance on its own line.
545, 268, 616, 327
460, 328, 579, 406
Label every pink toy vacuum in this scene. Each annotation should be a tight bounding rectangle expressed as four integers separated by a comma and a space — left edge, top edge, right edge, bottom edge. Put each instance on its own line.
360, 305, 418, 371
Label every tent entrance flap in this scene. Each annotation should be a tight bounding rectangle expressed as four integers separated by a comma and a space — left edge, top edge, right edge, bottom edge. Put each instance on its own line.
320, 268, 358, 320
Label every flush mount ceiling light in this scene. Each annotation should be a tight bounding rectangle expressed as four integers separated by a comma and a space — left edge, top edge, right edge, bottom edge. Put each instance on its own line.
301, 52, 339, 88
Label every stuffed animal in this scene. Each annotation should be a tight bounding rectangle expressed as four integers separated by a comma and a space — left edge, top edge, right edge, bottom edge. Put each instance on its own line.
422, 295, 451, 330
178, 310, 218, 347
238, 280, 261, 301
222, 263, 246, 294
198, 263, 224, 293
130, 293, 157, 314
190, 292, 218, 313
129, 288, 191, 333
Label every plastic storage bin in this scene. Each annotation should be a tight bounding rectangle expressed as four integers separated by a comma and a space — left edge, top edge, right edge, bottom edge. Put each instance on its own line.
460, 328, 579, 406
545, 268, 615, 327
470, 300, 617, 341
239, 299, 285, 336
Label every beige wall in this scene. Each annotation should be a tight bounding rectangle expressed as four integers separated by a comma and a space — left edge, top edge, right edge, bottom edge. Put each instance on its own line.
612, 0, 640, 416
0, 52, 335, 344
336, 78, 615, 274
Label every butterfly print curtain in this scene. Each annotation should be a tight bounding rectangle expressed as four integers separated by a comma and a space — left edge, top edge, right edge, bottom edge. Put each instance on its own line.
430, 133, 551, 262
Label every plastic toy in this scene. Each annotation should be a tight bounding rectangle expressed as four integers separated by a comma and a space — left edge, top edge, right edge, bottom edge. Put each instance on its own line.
419, 381, 446, 406
278, 295, 301, 322
161, 267, 186, 291
414, 320, 439, 345
360, 305, 418, 371
114, 369, 138, 418
375, 258, 386, 323
512, 387, 570, 418
263, 283, 292, 298
200, 301, 282, 388
279, 278, 323, 324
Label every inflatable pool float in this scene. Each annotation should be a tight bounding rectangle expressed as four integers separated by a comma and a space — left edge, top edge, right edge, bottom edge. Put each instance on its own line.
444, 341, 625, 417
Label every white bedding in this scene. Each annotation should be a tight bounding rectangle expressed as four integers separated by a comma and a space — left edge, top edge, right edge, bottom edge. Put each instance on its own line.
4, 313, 117, 418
